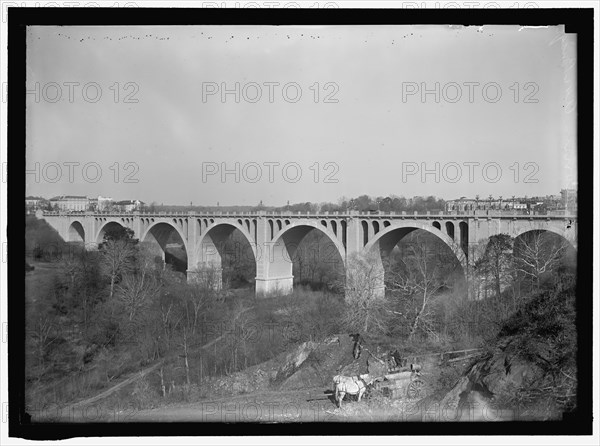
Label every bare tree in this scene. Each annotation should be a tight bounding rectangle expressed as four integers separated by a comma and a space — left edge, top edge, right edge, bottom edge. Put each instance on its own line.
179, 326, 191, 386
59, 253, 80, 290
340, 251, 388, 334
386, 235, 460, 341
514, 231, 567, 292
159, 296, 177, 350
475, 234, 514, 299
224, 300, 254, 373
28, 316, 60, 380
190, 263, 223, 295
155, 279, 187, 357
100, 238, 137, 299
186, 281, 213, 336
466, 239, 490, 300
74, 249, 103, 329
115, 255, 162, 323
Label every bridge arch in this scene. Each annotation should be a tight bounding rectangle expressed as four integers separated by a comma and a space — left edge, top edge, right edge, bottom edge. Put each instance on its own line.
140, 221, 190, 274
475, 225, 577, 263
363, 222, 467, 297
515, 226, 576, 269
95, 219, 126, 243
67, 220, 85, 243
264, 222, 346, 294
365, 223, 466, 267
193, 221, 257, 290
514, 226, 576, 250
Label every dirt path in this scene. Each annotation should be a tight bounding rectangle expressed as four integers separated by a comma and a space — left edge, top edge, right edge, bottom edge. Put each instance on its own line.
34, 383, 519, 423
117, 388, 519, 423
58, 387, 453, 423
71, 361, 166, 409
127, 387, 341, 423
40, 387, 342, 423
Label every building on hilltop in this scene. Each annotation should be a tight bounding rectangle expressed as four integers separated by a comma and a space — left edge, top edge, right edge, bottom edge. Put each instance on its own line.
25, 196, 43, 206
445, 196, 524, 213
25, 196, 49, 214
49, 195, 89, 212
446, 191, 577, 214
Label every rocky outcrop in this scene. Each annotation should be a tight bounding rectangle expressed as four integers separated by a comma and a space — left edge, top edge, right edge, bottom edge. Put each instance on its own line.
205, 334, 364, 395
206, 341, 319, 395
438, 375, 471, 410
274, 341, 318, 382
279, 334, 368, 390
466, 351, 543, 396
438, 285, 577, 419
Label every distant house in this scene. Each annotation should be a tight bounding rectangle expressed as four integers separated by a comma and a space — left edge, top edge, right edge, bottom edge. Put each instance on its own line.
25, 196, 43, 206
446, 197, 477, 212
114, 199, 144, 212
49, 195, 88, 211
446, 197, 532, 213
25, 196, 48, 214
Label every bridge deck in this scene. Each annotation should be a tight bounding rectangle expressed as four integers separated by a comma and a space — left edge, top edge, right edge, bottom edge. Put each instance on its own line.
41, 211, 576, 220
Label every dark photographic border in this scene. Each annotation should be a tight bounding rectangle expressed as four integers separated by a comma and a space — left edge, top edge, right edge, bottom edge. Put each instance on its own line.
8, 6, 594, 440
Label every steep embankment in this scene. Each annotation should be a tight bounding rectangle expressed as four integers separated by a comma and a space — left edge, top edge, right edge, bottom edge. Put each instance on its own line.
438, 284, 577, 420
202, 333, 371, 396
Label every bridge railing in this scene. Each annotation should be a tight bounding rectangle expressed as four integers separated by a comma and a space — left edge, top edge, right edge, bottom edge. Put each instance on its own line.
40, 209, 577, 219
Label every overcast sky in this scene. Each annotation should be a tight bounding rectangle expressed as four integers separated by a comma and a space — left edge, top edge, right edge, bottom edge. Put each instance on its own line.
25, 24, 577, 206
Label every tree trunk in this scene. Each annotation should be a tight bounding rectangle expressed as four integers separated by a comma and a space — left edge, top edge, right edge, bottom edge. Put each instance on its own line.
409, 291, 428, 340
408, 314, 420, 340
495, 268, 501, 298
110, 274, 116, 299
183, 330, 190, 385
159, 367, 166, 398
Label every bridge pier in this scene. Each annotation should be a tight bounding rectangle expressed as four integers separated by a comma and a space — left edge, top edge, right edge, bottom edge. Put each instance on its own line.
255, 276, 294, 297
253, 212, 296, 297
84, 242, 99, 251
373, 284, 386, 299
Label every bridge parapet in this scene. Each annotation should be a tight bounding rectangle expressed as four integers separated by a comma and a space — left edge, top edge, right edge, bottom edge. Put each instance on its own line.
40, 210, 576, 220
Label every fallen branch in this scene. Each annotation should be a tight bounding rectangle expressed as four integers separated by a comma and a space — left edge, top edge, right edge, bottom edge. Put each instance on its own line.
447, 353, 484, 363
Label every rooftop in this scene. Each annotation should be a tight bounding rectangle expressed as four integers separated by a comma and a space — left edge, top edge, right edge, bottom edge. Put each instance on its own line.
50, 195, 88, 200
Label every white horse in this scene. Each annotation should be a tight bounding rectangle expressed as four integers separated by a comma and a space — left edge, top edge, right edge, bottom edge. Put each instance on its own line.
333, 374, 373, 408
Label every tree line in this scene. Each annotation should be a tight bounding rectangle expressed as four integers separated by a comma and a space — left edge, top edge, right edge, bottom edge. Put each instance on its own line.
145, 194, 446, 214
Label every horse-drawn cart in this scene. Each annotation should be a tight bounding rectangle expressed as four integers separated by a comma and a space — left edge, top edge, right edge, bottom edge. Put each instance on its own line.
370, 367, 428, 400
365, 347, 483, 401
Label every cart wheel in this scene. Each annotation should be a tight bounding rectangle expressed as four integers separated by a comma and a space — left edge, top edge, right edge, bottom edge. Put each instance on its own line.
407, 378, 425, 399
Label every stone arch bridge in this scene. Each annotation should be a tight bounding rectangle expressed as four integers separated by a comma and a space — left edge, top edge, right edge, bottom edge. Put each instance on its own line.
38, 210, 577, 298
